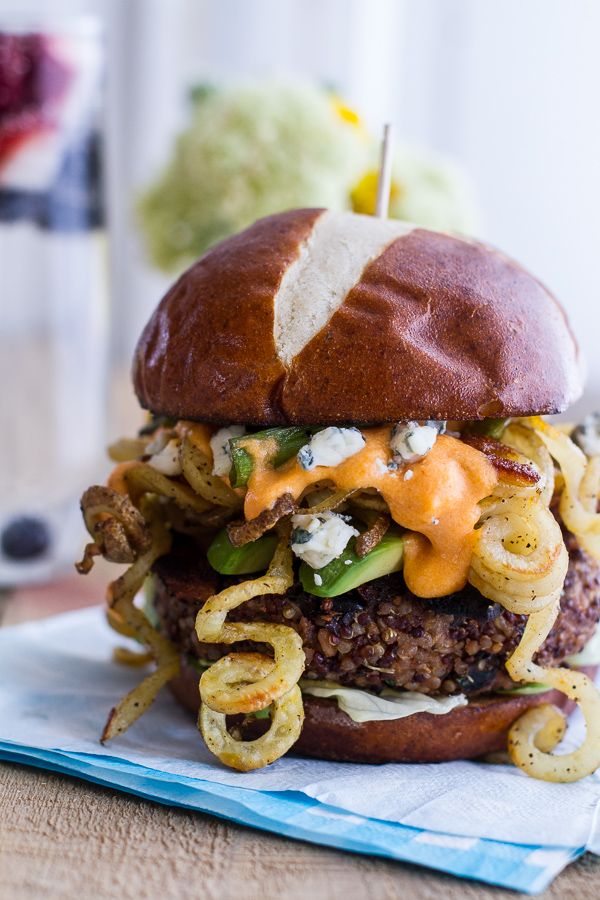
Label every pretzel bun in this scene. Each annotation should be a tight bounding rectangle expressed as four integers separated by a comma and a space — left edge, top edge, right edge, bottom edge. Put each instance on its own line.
133, 209, 581, 425
169, 658, 596, 764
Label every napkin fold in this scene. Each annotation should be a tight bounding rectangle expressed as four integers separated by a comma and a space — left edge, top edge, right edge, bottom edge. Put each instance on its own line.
1, 606, 599, 893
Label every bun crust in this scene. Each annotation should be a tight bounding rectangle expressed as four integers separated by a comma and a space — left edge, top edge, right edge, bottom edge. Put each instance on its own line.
169, 659, 594, 764
133, 209, 582, 425
133, 208, 321, 424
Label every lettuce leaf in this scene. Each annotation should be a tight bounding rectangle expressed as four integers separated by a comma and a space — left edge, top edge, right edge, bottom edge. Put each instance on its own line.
300, 680, 467, 723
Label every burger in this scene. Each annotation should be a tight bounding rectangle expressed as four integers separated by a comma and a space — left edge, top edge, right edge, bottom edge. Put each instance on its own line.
78, 208, 600, 781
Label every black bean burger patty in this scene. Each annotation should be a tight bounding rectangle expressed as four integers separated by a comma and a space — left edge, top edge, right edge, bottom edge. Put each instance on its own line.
152, 532, 600, 696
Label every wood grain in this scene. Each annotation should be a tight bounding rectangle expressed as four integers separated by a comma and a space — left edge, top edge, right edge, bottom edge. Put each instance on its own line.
1, 578, 600, 898
1, 762, 600, 900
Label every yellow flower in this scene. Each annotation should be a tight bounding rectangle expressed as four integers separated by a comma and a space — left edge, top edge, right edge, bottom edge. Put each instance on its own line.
331, 95, 363, 130
350, 170, 403, 216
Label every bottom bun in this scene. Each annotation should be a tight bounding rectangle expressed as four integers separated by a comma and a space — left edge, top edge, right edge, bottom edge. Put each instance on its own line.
169, 658, 596, 764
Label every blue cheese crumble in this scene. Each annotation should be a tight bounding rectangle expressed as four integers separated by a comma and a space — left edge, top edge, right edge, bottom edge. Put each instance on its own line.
374, 457, 388, 476
210, 425, 246, 476
290, 510, 359, 569
297, 426, 365, 471
148, 439, 182, 476
390, 420, 446, 464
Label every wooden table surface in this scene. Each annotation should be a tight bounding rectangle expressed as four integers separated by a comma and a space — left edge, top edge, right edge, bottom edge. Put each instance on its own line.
1, 572, 599, 900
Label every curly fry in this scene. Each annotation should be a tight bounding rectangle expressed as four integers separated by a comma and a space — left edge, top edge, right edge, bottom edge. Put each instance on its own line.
355, 514, 390, 558
76, 541, 101, 575
180, 436, 242, 508
195, 536, 305, 769
113, 646, 154, 667
78, 482, 180, 743
102, 661, 179, 742
302, 489, 354, 515
78, 485, 151, 566
226, 492, 295, 547
532, 416, 600, 559
200, 653, 303, 771
461, 434, 540, 486
106, 607, 136, 639
107, 437, 149, 462
107, 460, 213, 514
200, 623, 304, 714
196, 534, 293, 641
101, 505, 179, 742
506, 598, 600, 782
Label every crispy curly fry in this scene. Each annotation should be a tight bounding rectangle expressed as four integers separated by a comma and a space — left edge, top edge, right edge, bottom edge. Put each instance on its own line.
195, 536, 305, 769
76, 541, 101, 574
78, 485, 151, 567
78, 482, 180, 742
502, 424, 555, 506
461, 434, 541, 487
226, 492, 295, 547
355, 514, 390, 558
121, 461, 214, 515
531, 417, 600, 560
467, 417, 600, 781
106, 607, 136, 639
113, 646, 154, 666
506, 598, 600, 782
101, 506, 179, 742
508, 704, 566, 755
79, 445, 243, 744
82, 430, 302, 757
467, 418, 600, 781
196, 534, 293, 641
200, 657, 304, 772
200, 623, 304, 714
469, 495, 568, 614
180, 436, 242, 508
107, 437, 149, 462
102, 660, 179, 741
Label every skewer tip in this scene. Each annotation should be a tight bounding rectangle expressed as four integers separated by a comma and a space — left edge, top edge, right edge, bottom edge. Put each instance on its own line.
375, 122, 394, 219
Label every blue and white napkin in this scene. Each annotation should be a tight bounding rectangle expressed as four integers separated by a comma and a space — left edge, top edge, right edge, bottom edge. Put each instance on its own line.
1, 607, 599, 893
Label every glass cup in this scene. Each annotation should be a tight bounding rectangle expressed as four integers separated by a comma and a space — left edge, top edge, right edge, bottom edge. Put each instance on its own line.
0, 15, 107, 585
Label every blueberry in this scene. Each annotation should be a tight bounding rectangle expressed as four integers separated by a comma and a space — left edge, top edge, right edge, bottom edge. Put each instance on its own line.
1, 516, 51, 561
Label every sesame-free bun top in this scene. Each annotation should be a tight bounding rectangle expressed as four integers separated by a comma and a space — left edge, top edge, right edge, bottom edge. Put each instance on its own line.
133, 208, 582, 425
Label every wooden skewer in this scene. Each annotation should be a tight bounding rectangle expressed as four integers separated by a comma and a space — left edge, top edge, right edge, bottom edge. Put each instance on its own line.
375, 123, 394, 219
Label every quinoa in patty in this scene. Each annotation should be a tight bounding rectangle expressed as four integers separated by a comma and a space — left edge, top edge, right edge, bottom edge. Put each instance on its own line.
152, 531, 600, 697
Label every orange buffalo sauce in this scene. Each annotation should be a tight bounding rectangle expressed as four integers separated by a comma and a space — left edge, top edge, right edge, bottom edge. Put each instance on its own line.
243, 429, 497, 598
176, 421, 213, 458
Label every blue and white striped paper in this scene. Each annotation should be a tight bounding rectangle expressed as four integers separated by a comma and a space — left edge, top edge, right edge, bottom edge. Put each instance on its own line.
0, 739, 580, 893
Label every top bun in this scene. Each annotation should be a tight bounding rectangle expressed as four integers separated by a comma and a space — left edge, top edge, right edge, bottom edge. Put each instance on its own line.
133, 209, 582, 425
